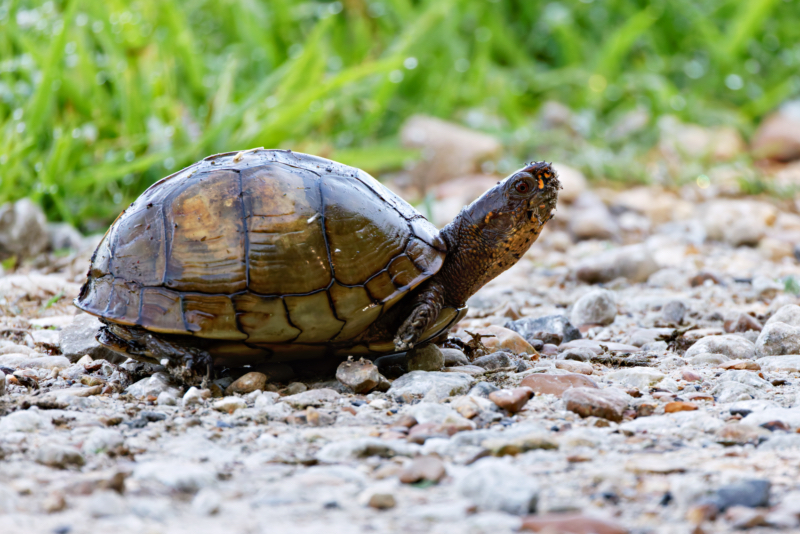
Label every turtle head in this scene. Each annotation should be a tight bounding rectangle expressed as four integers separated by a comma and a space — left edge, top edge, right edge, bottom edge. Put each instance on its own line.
436, 162, 560, 306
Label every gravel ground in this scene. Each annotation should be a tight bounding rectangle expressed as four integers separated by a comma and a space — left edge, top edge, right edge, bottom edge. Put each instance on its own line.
2, 180, 800, 534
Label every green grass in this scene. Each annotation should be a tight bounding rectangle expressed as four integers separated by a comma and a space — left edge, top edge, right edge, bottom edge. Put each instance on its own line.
1, 0, 800, 229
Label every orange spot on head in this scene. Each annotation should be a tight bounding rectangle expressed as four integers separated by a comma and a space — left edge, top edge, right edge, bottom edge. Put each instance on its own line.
538, 177, 544, 189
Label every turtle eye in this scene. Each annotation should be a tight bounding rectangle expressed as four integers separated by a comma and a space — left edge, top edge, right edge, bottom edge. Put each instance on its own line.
515, 180, 531, 194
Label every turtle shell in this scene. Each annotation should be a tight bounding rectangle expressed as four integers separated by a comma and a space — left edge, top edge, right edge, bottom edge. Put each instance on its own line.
75, 149, 447, 349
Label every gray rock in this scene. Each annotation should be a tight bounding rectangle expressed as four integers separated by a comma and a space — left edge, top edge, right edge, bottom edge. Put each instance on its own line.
684, 334, 755, 360
570, 289, 617, 326
388, 371, 474, 401
766, 304, 800, 328
687, 352, 730, 366
192, 488, 222, 516
608, 367, 666, 390
0, 370, 5, 396
316, 438, 419, 463
557, 347, 595, 362
562, 387, 630, 422
718, 370, 771, 389
711, 381, 759, 402
661, 300, 687, 325
574, 244, 659, 284
35, 444, 85, 468
468, 382, 500, 398
756, 322, 800, 357
82, 429, 124, 454
336, 358, 382, 394
48, 222, 84, 251
441, 348, 469, 367
742, 408, 800, 428
133, 461, 217, 492
0, 410, 51, 432
59, 313, 127, 363
407, 345, 445, 372
0, 198, 49, 259
404, 402, 474, 427
472, 351, 512, 370
87, 490, 128, 518
705, 479, 771, 511
457, 458, 539, 515
758, 355, 800, 372
282, 388, 340, 408
627, 328, 673, 347
760, 434, 800, 451
505, 315, 581, 346
18, 355, 70, 369
125, 372, 181, 399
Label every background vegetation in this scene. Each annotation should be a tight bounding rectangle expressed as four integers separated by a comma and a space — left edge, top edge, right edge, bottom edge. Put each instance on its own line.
1, 0, 799, 229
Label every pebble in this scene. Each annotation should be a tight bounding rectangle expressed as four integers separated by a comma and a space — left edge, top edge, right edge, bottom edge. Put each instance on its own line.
59, 313, 127, 363
368, 493, 397, 510
521, 513, 627, 534
336, 358, 382, 393
192, 488, 222, 516
213, 396, 247, 414
133, 461, 217, 492
570, 289, 617, 327
715, 423, 771, 446
407, 345, 445, 371
718, 359, 760, 370
568, 192, 619, 241
574, 244, 659, 284
755, 322, 800, 357
563, 387, 630, 422
558, 347, 595, 362
441, 348, 469, 367
724, 312, 763, 333
472, 351, 512, 370
398, 455, 446, 484
0, 198, 49, 258
225, 372, 267, 395
766, 304, 800, 327
554, 360, 593, 375
0, 370, 5, 396
125, 372, 182, 399
478, 326, 536, 355
35, 444, 85, 468
684, 334, 756, 360
707, 479, 772, 511
488, 388, 534, 413
457, 458, 539, 515
282, 388, 340, 408
388, 371, 474, 401
681, 369, 702, 382
664, 401, 698, 413
608, 368, 666, 390
521, 373, 598, 397
505, 315, 581, 346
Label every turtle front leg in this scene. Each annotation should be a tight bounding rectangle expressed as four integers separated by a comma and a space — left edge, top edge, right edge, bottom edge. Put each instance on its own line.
141, 333, 214, 386
394, 281, 445, 351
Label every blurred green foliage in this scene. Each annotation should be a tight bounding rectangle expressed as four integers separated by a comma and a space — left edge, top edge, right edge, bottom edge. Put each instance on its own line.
1, 0, 799, 228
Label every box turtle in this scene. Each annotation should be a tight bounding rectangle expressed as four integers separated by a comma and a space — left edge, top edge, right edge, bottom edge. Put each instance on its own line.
75, 149, 559, 383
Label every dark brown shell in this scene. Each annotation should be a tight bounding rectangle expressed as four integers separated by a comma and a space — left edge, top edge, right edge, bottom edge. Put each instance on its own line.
75, 149, 446, 346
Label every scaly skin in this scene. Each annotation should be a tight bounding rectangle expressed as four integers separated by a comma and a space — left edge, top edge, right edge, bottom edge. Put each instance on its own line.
393, 162, 560, 350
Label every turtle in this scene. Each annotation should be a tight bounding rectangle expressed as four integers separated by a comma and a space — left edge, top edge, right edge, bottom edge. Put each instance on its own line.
75, 148, 560, 383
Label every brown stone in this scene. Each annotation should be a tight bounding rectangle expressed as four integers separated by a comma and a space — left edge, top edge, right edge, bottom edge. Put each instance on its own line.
489, 388, 534, 413
478, 325, 537, 355
335, 357, 382, 393
367, 492, 397, 510
718, 360, 761, 371
521, 373, 599, 398
407, 423, 449, 444
724, 313, 763, 333
225, 372, 267, 395
714, 423, 770, 446
681, 369, 702, 382
664, 401, 698, 413
635, 404, 656, 418
751, 106, 800, 161
521, 513, 628, 533
684, 392, 714, 402
398, 455, 446, 484
563, 387, 629, 422
555, 360, 593, 375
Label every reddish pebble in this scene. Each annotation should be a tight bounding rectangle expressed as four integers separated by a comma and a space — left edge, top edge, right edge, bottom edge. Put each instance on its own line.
489, 387, 534, 413
664, 401, 698, 413
398, 455, 446, 484
521, 512, 628, 533
718, 360, 761, 371
681, 369, 702, 382
521, 373, 599, 398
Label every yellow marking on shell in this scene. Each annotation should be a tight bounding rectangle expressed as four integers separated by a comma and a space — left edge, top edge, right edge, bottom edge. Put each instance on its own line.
538, 177, 545, 189
484, 212, 493, 224
233, 147, 264, 163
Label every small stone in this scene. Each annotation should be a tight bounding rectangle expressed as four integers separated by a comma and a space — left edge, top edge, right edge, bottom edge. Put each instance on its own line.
375, 353, 408, 378
472, 351, 512, 370
58, 313, 127, 363
87, 490, 127, 518
0, 370, 5, 396
681, 369, 702, 382
281, 388, 340, 409
335, 358, 382, 393
457, 458, 539, 515
568, 193, 619, 241
0, 198, 49, 259
212, 396, 247, 414
726, 506, 767, 529
715, 423, 770, 446
712, 479, 771, 510
554, 360, 593, 375
661, 300, 687, 325
664, 401, 698, 413
468, 381, 499, 398
479, 326, 537, 355
407, 345, 444, 372
192, 488, 221, 516
608, 367, 666, 390
755, 322, 800, 357
82, 429, 124, 454
483, 433, 558, 456
156, 391, 177, 406
521, 513, 627, 534
751, 100, 800, 161
627, 328, 673, 347
183, 387, 205, 407
684, 334, 756, 360
441, 348, 469, 367
35, 444, 85, 469
489, 388, 534, 413
563, 387, 630, 422
388, 371, 473, 401
225, 372, 267, 395
125, 372, 181, 399
570, 289, 617, 327
765, 304, 800, 328
558, 347, 595, 362
505, 315, 581, 346
574, 244, 658, 284
725, 313, 763, 333
42, 492, 67, 513
521, 373, 599, 398
283, 382, 307, 395
718, 360, 761, 371
368, 493, 397, 510
398, 455, 446, 484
